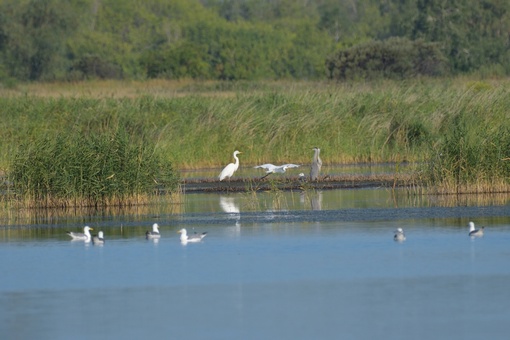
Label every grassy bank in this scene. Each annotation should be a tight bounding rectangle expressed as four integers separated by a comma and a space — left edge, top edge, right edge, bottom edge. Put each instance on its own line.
1, 78, 509, 194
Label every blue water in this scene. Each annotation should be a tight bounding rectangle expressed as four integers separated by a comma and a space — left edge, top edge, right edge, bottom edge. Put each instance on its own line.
1, 190, 510, 339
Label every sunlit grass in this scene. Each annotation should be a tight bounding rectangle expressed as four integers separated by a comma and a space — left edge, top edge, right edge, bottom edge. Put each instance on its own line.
1, 77, 509, 194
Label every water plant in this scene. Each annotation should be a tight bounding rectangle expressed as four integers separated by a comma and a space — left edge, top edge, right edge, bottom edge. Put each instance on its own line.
8, 128, 179, 208
423, 98, 510, 194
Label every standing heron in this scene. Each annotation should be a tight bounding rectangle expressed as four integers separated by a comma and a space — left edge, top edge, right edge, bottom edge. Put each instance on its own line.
219, 150, 242, 181
310, 147, 322, 181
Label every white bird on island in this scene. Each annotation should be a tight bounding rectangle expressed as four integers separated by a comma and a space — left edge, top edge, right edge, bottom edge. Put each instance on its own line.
146, 223, 161, 239
178, 228, 207, 243
310, 147, 322, 181
394, 228, 406, 242
468, 221, 484, 237
254, 163, 300, 179
92, 231, 105, 245
67, 226, 93, 242
219, 150, 242, 181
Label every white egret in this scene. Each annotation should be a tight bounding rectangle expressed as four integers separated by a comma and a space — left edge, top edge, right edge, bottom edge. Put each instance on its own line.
254, 163, 300, 179
219, 150, 242, 181
92, 231, 105, 245
178, 228, 207, 243
146, 223, 161, 239
394, 228, 406, 242
310, 147, 322, 181
67, 226, 93, 242
468, 221, 484, 237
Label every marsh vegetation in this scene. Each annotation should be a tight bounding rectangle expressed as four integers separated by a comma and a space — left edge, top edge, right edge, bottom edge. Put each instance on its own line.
1, 78, 509, 207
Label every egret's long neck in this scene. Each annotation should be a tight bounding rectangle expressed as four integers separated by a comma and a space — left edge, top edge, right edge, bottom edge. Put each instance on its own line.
180, 230, 187, 241
233, 154, 239, 166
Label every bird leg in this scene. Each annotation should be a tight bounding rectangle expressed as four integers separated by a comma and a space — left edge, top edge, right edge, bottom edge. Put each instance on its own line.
260, 173, 273, 180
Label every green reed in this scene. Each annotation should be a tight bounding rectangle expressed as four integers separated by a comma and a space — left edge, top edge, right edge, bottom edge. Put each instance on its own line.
1, 78, 509, 194
421, 82, 510, 193
8, 128, 179, 208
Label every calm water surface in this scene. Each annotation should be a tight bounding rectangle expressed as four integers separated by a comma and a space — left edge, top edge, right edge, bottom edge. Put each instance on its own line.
1, 188, 510, 340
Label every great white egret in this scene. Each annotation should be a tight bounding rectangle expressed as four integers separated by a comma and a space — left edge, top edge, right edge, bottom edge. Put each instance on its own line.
468, 221, 484, 237
219, 150, 242, 181
178, 228, 207, 243
145, 223, 161, 239
394, 228, 406, 242
92, 231, 105, 245
67, 226, 93, 241
254, 163, 300, 179
310, 147, 322, 181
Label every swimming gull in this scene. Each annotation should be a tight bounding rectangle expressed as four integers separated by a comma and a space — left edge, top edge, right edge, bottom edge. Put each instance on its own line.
146, 223, 161, 239
92, 231, 105, 245
67, 226, 93, 242
468, 221, 484, 237
394, 228, 406, 242
178, 228, 207, 243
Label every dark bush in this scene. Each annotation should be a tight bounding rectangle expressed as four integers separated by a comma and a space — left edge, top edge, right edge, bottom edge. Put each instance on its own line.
71, 55, 123, 80
326, 37, 449, 81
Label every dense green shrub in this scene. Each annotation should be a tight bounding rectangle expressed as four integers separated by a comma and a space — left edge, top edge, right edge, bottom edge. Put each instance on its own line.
326, 37, 448, 80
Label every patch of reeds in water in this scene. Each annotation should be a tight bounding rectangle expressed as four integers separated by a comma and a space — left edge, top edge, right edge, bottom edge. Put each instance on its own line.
8, 128, 179, 208
423, 107, 510, 194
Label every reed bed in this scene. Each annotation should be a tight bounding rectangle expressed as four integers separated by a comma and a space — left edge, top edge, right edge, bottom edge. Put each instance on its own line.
1, 78, 509, 195
7, 128, 179, 208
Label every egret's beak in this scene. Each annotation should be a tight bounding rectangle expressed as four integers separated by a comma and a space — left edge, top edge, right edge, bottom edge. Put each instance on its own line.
90, 228, 94, 230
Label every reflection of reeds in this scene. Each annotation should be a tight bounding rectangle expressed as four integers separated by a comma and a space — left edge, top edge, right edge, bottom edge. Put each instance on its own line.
426, 192, 510, 208
0, 197, 183, 227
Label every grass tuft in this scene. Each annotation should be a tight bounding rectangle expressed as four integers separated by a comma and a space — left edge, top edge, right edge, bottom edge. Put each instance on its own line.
8, 128, 179, 208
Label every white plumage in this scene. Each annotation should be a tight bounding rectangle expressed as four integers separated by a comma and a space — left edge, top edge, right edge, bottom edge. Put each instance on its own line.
178, 228, 207, 243
92, 231, 105, 245
254, 163, 300, 174
219, 150, 242, 181
67, 226, 93, 242
394, 228, 406, 242
146, 223, 161, 239
468, 221, 484, 237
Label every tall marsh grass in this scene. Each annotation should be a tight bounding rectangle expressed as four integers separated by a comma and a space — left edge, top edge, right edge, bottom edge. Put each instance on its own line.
8, 128, 179, 208
1, 78, 509, 194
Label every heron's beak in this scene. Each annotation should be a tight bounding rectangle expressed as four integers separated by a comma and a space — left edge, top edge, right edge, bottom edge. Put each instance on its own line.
90, 228, 94, 230
177, 230, 181, 234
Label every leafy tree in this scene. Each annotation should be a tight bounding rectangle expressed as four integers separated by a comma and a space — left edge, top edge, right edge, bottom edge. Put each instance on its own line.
0, 0, 81, 80
326, 37, 448, 80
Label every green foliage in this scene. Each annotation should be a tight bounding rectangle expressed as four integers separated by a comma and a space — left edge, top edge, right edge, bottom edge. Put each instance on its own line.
0, 0, 509, 80
326, 37, 448, 80
387, 0, 510, 74
0, 0, 82, 80
426, 116, 510, 193
9, 127, 179, 208
0, 78, 510, 192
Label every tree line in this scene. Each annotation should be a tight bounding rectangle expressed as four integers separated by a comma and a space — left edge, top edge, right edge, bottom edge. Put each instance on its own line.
0, 0, 508, 82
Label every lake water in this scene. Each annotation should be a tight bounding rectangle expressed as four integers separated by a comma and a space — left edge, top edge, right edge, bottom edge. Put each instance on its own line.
1, 188, 510, 339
